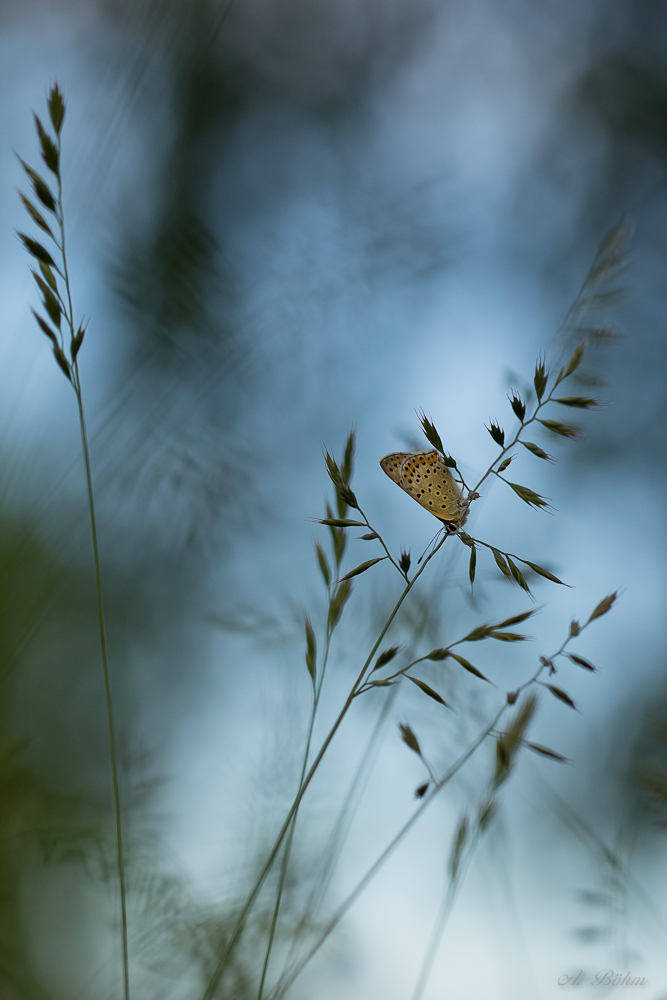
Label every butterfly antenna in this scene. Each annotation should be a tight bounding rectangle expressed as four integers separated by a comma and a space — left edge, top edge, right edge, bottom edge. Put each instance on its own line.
417, 526, 445, 564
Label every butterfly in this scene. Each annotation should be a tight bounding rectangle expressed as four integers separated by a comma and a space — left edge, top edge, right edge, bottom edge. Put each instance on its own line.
380, 450, 479, 533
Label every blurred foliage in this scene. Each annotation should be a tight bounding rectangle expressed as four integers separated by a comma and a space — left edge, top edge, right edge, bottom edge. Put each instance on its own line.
105, 0, 449, 368
538, 8, 667, 471
580, 55, 667, 166
0, 512, 108, 996
0, 505, 318, 996
626, 690, 667, 828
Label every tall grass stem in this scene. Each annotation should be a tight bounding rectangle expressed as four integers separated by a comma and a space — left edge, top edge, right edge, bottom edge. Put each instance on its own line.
202, 534, 450, 999
74, 372, 130, 1000
57, 139, 130, 1000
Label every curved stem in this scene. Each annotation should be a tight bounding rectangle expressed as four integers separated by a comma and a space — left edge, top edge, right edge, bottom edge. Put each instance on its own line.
280, 684, 399, 976
267, 704, 505, 1000
410, 620, 590, 1000
267, 612, 584, 999
257, 614, 335, 1000
201, 534, 451, 1000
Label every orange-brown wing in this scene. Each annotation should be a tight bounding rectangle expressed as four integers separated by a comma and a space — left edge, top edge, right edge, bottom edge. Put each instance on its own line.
380, 450, 465, 523
379, 451, 412, 486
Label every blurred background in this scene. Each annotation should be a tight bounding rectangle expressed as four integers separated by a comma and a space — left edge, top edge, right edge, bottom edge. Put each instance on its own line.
0, 0, 666, 997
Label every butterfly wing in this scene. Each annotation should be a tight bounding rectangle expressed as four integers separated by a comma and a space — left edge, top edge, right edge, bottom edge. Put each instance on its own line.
380, 450, 466, 524
379, 452, 412, 486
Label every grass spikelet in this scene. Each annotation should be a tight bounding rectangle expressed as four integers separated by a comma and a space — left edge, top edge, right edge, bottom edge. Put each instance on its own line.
399, 722, 422, 757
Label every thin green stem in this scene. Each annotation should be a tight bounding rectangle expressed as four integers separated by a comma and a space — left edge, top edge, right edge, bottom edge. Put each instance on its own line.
74, 375, 130, 1000
257, 498, 373, 997
55, 129, 130, 1000
256, 727, 314, 1000
257, 616, 334, 1000
410, 620, 592, 999
266, 703, 505, 1000
267, 613, 586, 999
360, 629, 479, 690
472, 380, 565, 497
55, 142, 74, 348
280, 684, 399, 976
357, 506, 404, 578
201, 533, 451, 1000
411, 830, 479, 1000
359, 649, 439, 691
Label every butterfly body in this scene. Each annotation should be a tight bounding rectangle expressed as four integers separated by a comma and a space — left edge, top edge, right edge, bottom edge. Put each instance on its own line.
380, 450, 478, 531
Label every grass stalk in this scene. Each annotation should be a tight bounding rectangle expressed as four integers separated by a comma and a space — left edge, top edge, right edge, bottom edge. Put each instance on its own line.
73, 371, 131, 1000
279, 682, 399, 977
266, 705, 504, 1000
58, 140, 131, 1000
258, 495, 412, 998
266, 603, 604, 998
256, 621, 335, 999
17, 90, 131, 999
202, 533, 451, 999
410, 833, 477, 1000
